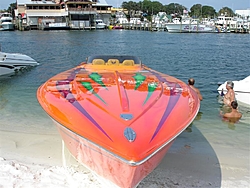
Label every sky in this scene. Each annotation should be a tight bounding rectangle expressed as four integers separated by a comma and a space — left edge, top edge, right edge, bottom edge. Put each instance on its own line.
1, 0, 250, 11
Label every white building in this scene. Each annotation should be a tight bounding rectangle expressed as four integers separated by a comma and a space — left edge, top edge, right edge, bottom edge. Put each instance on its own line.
235, 9, 250, 19
15, 0, 112, 30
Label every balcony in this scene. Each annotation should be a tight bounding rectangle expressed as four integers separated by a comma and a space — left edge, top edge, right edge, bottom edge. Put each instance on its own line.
68, 7, 97, 14
96, 10, 112, 14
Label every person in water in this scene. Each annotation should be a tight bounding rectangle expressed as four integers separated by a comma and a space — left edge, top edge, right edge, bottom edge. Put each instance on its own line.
188, 78, 203, 101
222, 101, 242, 121
223, 81, 235, 106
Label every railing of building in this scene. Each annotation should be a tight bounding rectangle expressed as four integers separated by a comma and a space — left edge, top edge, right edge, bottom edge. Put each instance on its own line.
68, 7, 96, 12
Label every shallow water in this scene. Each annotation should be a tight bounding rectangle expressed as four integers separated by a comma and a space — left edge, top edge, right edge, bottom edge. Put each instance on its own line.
1, 30, 249, 130
0, 30, 249, 186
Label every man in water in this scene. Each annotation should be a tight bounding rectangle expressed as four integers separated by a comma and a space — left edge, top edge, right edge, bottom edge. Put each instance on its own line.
223, 81, 235, 106
222, 101, 242, 122
188, 78, 203, 101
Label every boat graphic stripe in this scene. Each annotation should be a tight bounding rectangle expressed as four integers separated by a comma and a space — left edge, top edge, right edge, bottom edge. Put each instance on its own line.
6, 58, 36, 62
0, 65, 15, 69
81, 81, 107, 104
133, 73, 146, 90
148, 70, 181, 142
89, 72, 107, 89
71, 100, 112, 141
143, 82, 158, 105
116, 71, 130, 112
56, 68, 112, 141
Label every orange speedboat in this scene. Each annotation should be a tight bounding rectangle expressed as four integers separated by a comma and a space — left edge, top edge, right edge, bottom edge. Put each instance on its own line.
37, 55, 200, 188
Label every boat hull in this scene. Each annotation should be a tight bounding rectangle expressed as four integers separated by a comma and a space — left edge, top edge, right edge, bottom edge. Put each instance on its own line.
0, 52, 39, 77
55, 120, 174, 188
43, 23, 70, 30
95, 19, 107, 29
166, 23, 214, 33
109, 25, 124, 29
96, 25, 106, 29
37, 55, 200, 187
0, 23, 14, 31
0, 66, 15, 77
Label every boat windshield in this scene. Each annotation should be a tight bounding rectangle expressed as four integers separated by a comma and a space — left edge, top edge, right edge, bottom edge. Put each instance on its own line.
86, 55, 142, 65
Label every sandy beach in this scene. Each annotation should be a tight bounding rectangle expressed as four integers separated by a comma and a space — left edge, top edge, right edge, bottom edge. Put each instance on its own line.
1, 121, 249, 188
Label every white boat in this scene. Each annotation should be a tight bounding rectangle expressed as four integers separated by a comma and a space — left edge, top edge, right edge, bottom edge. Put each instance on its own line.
95, 19, 107, 29
217, 76, 250, 106
229, 17, 249, 33
0, 51, 39, 77
115, 11, 129, 24
166, 18, 214, 33
116, 17, 129, 24
152, 12, 168, 31
215, 15, 233, 27
129, 17, 141, 25
43, 23, 70, 30
214, 25, 231, 33
214, 15, 234, 33
0, 12, 15, 31
166, 23, 215, 33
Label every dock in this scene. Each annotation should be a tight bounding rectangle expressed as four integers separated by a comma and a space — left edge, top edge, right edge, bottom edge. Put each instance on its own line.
112, 23, 167, 31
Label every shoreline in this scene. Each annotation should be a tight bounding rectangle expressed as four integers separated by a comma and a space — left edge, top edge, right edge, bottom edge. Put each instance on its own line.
1, 124, 249, 188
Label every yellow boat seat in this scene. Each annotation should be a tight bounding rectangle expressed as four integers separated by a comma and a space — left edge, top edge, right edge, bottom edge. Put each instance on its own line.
92, 59, 106, 65
107, 59, 120, 66
122, 60, 135, 66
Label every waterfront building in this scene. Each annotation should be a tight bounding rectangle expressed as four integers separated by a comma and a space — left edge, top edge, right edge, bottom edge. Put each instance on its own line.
233, 9, 250, 33
15, 0, 112, 30
235, 9, 250, 19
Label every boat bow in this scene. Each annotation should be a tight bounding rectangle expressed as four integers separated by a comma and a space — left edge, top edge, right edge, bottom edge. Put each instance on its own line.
38, 62, 199, 163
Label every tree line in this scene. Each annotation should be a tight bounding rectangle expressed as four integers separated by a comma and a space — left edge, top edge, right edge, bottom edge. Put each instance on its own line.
121, 0, 235, 19
0, 3, 16, 14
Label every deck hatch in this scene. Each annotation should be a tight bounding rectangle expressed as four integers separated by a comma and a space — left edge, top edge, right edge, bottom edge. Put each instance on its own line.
120, 113, 133, 120
124, 127, 136, 142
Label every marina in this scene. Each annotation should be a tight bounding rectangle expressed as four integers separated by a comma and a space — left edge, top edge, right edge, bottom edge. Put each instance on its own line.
0, 0, 249, 33
0, 30, 249, 187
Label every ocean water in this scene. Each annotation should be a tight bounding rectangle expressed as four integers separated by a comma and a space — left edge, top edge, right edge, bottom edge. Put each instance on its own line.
0, 30, 249, 186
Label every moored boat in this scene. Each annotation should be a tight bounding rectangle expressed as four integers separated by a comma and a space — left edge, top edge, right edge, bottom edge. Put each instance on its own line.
0, 12, 15, 31
166, 23, 215, 33
108, 25, 124, 30
37, 55, 200, 188
166, 17, 214, 33
43, 22, 70, 30
217, 76, 250, 106
0, 51, 39, 77
166, 12, 215, 33
95, 19, 107, 29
